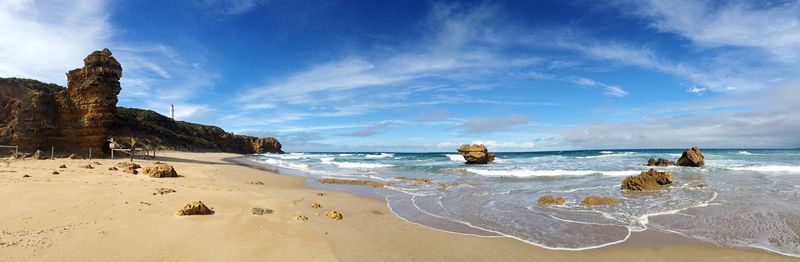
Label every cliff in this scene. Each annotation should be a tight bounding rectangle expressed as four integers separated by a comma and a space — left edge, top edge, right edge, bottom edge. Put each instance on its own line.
0, 49, 282, 156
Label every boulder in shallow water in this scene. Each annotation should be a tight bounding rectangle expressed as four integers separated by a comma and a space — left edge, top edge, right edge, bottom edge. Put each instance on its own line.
176, 201, 213, 216
581, 196, 619, 206
456, 144, 495, 164
538, 195, 566, 205
621, 168, 673, 190
676, 147, 705, 167
646, 158, 674, 166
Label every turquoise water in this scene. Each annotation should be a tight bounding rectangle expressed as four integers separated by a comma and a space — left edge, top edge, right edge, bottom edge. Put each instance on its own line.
247, 149, 800, 257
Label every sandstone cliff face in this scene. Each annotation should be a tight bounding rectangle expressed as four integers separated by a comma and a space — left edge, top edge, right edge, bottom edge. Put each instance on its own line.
0, 49, 281, 155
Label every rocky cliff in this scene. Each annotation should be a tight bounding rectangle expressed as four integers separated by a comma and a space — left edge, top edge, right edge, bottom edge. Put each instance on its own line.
0, 49, 282, 156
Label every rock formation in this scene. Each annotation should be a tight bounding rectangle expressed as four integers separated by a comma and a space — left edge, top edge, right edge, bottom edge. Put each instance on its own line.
176, 201, 214, 216
324, 210, 343, 220
646, 158, 674, 166
142, 163, 177, 178
538, 195, 566, 205
0, 49, 282, 156
581, 196, 619, 206
676, 147, 705, 167
116, 162, 140, 174
621, 169, 673, 190
457, 144, 495, 164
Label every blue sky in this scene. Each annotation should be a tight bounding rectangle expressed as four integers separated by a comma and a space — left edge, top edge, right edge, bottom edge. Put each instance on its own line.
1, 0, 799, 151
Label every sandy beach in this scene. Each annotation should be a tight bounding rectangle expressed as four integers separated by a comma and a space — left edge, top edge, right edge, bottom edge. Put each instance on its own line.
0, 151, 792, 261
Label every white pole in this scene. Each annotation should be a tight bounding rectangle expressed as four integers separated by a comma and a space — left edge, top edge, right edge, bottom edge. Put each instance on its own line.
170, 104, 175, 120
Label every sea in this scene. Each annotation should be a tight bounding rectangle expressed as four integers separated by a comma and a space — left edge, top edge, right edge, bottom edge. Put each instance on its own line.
245, 149, 800, 257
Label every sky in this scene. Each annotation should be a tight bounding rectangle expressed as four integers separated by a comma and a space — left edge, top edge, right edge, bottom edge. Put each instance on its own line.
1, 0, 799, 152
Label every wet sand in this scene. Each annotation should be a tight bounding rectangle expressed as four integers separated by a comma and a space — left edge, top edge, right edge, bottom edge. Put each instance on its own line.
0, 152, 794, 261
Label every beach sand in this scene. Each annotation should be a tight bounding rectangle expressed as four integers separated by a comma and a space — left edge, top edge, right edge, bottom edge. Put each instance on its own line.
0, 152, 794, 261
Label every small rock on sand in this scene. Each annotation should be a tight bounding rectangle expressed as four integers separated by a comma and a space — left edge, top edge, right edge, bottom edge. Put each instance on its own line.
79, 164, 94, 169
52, 171, 59, 175
22, 174, 30, 178
108, 167, 118, 171
59, 164, 67, 168
142, 163, 177, 178
93, 162, 102, 165
247, 180, 264, 185
311, 203, 322, 208
295, 215, 309, 221
324, 210, 343, 220
176, 201, 214, 216
581, 196, 620, 206
317, 193, 325, 196
538, 195, 566, 205
68, 154, 80, 159
116, 162, 140, 174
153, 188, 176, 195
251, 207, 274, 215
32, 150, 47, 160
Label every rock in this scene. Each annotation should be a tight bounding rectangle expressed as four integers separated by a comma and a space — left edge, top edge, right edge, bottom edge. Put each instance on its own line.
295, 215, 308, 221
108, 167, 117, 171
395, 176, 432, 183
32, 150, 47, 160
93, 161, 102, 165
251, 207, 274, 215
324, 210, 343, 220
153, 188, 176, 195
247, 180, 264, 185
581, 196, 619, 206
59, 164, 67, 168
621, 169, 673, 191
438, 183, 448, 191
52, 171, 59, 175
79, 164, 94, 169
116, 162, 140, 174
677, 147, 705, 167
318, 178, 386, 188
176, 201, 213, 216
142, 163, 177, 178
646, 158, 674, 166
68, 154, 79, 159
251, 137, 284, 154
311, 203, 322, 208
22, 174, 30, 178
456, 144, 495, 164
538, 195, 566, 205
317, 193, 325, 196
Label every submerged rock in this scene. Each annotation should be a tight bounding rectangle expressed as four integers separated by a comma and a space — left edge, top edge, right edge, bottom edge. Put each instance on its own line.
456, 144, 495, 164
176, 201, 213, 216
538, 195, 566, 205
581, 196, 619, 206
142, 163, 177, 178
621, 168, 673, 191
646, 158, 674, 166
676, 147, 705, 167
324, 210, 343, 220
395, 176, 432, 183
318, 178, 386, 188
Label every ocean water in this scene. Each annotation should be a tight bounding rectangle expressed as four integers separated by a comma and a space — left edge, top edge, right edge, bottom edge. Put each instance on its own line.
246, 149, 800, 257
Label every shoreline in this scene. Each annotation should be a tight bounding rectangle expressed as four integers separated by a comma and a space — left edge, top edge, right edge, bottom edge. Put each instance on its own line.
0, 151, 794, 261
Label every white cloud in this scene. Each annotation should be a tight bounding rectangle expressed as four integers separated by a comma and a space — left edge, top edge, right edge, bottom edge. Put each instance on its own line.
460, 114, 529, 134
0, 0, 111, 85
687, 86, 706, 95
197, 0, 269, 15
618, 0, 800, 61
604, 86, 629, 97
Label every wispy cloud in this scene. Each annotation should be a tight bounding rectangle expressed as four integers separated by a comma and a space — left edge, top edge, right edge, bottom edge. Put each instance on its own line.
196, 0, 269, 15
511, 71, 629, 97
340, 120, 407, 137
615, 0, 800, 61
460, 114, 529, 134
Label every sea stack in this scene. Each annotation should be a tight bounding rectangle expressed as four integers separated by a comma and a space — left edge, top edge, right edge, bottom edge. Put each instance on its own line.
676, 147, 705, 167
457, 144, 495, 164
